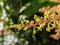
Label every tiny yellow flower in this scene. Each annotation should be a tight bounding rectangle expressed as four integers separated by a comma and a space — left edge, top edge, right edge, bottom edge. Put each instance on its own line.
30, 20, 34, 25
55, 15, 60, 20
14, 24, 17, 27
21, 21, 24, 26
37, 24, 44, 31
36, 23, 46, 31
22, 19, 30, 24
31, 20, 34, 24
44, 16, 48, 20
51, 21, 57, 28
37, 26, 42, 31
44, 11, 50, 17
36, 18, 41, 22
17, 27, 22, 30
33, 27, 36, 34
39, 23, 46, 28
34, 15, 38, 19
46, 24, 52, 32
23, 27, 28, 30
46, 26, 52, 32
57, 9, 60, 13
40, 17, 43, 20
34, 15, 41, 22
16, 25, 22, 30
9, 25, 15, 28
25, 20, 29, 24
50, 13, 55, 18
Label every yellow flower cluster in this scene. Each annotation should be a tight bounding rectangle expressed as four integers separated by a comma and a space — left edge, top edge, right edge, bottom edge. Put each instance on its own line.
36, 23, 46, 31
44, 11, 58, 32
34, 15, 41, 22
10, 10, 59, 34
10, 24, 22, 30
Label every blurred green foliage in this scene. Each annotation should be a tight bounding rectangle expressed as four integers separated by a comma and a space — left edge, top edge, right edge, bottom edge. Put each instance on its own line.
0, 6, 2, 19
0, 0, 60, 45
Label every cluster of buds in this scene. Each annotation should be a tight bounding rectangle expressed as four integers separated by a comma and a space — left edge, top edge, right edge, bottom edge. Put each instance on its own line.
9, 10, 60, 34
39, 4, 60, 13
50, 0, 60, 3
39, 4, 60, 40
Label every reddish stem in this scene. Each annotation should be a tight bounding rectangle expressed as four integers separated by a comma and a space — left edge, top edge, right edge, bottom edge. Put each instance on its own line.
21, 18, 54, 29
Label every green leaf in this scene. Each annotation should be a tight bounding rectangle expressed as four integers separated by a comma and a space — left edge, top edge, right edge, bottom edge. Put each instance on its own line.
22, 1, 60, 17
37, 0, 49, 3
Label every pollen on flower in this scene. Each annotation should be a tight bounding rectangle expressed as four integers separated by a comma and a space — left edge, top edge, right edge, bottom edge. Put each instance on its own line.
46, 23, 53, 32
46, 26, 52, 32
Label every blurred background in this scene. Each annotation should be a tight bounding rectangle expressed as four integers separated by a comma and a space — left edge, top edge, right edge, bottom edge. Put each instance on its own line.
0, 0, 60, 45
